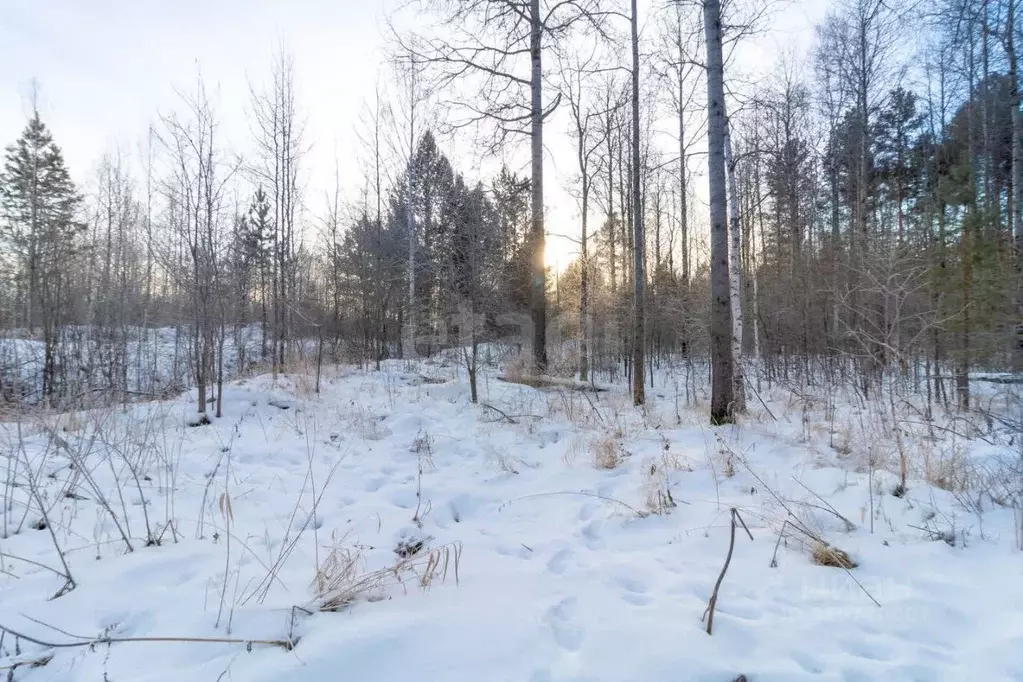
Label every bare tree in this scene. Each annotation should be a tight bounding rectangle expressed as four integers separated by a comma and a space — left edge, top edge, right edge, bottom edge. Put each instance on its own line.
630, 0, 646, 405
704, 0, 735, 424
388, 55, 430, 360
250, 48, 304, 374
561, 49, 610, 383
159, 75, 235, 419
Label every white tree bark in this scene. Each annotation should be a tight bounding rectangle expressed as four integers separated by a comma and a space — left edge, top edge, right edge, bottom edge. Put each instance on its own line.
724, 114, 745, 411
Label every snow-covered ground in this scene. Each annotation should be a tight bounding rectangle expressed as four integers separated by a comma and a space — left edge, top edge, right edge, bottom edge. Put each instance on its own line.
1, 357, 1022, 681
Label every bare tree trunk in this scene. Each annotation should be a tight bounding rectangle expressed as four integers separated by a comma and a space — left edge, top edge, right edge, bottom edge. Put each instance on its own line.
704, 0, 734, 423
530, 0, 548, 373
580, 159, 590, 382
724, 115, 745, 411
631, 0, 645, 406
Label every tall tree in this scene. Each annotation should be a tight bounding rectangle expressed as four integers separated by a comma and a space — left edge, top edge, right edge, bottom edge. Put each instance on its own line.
630, 0, 646, 406
251, 48, 304, 375
704, 0, 735, 424
562, 53, 608, 383
0, 110, 83, 402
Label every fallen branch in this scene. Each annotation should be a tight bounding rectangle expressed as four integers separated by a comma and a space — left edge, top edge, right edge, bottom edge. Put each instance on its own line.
0, 622, 295, 652
478, 403, 541, 424
496, 375, 607, 392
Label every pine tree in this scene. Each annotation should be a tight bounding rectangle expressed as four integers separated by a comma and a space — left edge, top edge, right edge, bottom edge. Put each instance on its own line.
0, 111, 82, 402
247, 186, 272, 360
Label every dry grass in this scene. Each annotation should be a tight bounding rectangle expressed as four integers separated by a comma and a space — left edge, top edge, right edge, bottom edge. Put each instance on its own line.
660, 450, 694, 472
339, 404, 390, 441
924, 444, 971, 493
643, 459, 677, 515
810, 541, 857, 569
275, 355, 325, 398
314, 538, 462, 612
593, 435, 628, 470
502, 354, 532, 383
410, 431, 436, 471
562, 434, 587, 466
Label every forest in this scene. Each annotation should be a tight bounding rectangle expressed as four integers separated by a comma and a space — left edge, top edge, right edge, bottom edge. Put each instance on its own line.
0, 1, 1022, 678
1, 0, 1021, 424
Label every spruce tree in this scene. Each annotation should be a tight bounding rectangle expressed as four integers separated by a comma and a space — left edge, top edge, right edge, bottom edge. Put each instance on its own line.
0, 111, 82, 401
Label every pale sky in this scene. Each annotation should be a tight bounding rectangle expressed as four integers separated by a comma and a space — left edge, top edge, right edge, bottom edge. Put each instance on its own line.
1, 0, 831, 270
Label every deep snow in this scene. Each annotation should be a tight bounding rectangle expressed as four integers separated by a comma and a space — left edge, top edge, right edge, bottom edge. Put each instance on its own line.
1, 358, 1022, 682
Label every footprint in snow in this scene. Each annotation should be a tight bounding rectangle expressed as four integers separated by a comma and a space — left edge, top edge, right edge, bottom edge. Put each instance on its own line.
446, 493, 484, 523
611, 575, 651, 606
791, 651, 825, 674
580, 520, 605, 550
363, 476, 387, 493
546, 548, 572, 575
544, 598, 584, 653
389, 489, 417, 510
839, 638, 894, 662
576, 501, 599, 522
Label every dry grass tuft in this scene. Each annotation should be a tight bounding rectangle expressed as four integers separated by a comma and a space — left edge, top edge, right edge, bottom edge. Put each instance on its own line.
562, 434, 587, 466
810, 541, 858, 569
661, 451, 694, 472
593, 435, 628, 470
924, 445, 971, 493
315, 539, 462, 612
643, 460, 677, 515
410, 431, 436, 470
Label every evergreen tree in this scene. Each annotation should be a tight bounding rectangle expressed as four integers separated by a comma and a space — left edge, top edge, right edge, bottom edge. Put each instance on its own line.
246, 186, 273, 359
0, 111, 82, 401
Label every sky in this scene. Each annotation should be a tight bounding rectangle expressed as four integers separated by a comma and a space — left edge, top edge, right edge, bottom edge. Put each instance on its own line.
0, 0, 831, 270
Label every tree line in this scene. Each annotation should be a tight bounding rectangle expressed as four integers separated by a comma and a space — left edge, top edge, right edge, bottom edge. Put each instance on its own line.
1, 0, 1020, 425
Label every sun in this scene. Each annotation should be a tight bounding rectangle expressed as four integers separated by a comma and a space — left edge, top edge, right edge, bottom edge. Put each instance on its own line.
544, 233, 577, 273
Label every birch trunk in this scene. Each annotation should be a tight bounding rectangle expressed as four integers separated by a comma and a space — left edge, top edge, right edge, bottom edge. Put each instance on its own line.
529, 0, 548, 373
724, 115, 745, 411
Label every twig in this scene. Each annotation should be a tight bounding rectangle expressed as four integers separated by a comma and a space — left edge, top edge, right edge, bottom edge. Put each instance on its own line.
791, 477, 857, 532
744, 375, 776, 421
580, 389, 606, 425
703, 508, 752, 635
770, 519, 789, 567
0, 653, 53, 673
479, 403, 519, 424
731, 451, 881, 608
